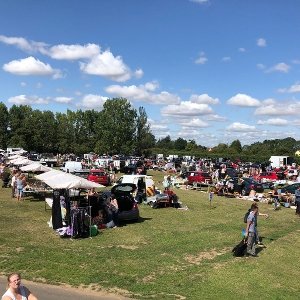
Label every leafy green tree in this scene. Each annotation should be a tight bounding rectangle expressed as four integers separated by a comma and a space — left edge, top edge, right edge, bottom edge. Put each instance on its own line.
95, 98, 137, 154
174, 137, 187, 150
55, 111, 76, 154
8, 105, 32, 148
135, 107, 155, 156
229, 139, 242, 153
156, 135, 174, 149
0, 102, 9, 149
185, 139, 198, 152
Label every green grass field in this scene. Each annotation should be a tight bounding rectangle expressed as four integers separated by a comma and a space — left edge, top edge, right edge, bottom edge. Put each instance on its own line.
0, 170, 299, 299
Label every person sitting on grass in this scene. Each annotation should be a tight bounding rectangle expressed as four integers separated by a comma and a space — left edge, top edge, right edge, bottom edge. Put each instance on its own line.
2, 272, 38, 300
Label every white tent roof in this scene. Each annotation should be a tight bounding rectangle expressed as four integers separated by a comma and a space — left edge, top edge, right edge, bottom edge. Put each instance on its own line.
20, 162, 52, 173
35, 170, 104, 189
12, 158, 34, 166
8, 154, 22, 160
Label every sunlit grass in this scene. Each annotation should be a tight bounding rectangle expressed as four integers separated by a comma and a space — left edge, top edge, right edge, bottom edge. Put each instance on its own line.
0, 170, 299, 299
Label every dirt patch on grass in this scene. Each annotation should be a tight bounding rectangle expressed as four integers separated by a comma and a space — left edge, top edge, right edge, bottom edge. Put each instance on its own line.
185, 247, 231, 265
96, 244, 139, 250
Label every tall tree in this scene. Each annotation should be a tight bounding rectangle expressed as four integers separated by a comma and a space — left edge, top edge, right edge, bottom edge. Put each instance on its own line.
8, 105, 32, 148
0, 102, 9, 149
95, 98, 137, 154
229, 139, 242, 153
156, 135, 173, 149
174, 137, 187, 150
135, 107, 155, 156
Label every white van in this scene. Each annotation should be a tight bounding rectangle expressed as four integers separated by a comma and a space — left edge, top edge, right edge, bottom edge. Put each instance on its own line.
115, 175, 156, 200
60, 161, 83, 173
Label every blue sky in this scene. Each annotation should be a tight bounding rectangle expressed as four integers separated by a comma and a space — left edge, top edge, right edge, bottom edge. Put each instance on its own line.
1, 0, 300, 147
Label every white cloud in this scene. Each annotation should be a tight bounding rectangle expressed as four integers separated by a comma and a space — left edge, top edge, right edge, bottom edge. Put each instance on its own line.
255, 101, 300, 116
54, 97, 73, 104
8, 94, 49, 105
267, 62, 290, 73
226, 122, 257, 132
20, 82, 26, 87
190, 0, 209, 4
77, 94, 108, 110
257, 63, 266, 70
0, 35, 47, 53
47, 43, 100, 60
195, 52, 207, 65
257, 118, 288, 126
161, 101, 213, 117
257, 38, 267, 47
79, 50, 135, 82
180, 118, 209, 127
238, 48, 246, 52
278, 82, 300, 93
189, 94, 219, 105
3, 56, 62, 78
227, 93, 261, 107
105, 82, 180, 104
134, 68, 144, 79
222, 56, 231, 62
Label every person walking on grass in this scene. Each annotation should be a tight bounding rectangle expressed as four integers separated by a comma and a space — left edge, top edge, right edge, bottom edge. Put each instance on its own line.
245, 203, 259, 257
2, 273, 38, 300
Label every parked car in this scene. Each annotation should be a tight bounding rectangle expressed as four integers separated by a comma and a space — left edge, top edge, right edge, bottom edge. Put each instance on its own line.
110, 183, 140, 222
87, 169, 111, 186
187, 171, 212, 185
255, 171, 278, 182
236, 177, 264, 196
280, 183, 300, 194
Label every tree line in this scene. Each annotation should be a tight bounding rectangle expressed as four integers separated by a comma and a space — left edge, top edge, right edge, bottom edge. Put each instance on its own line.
0, 99, 300, 163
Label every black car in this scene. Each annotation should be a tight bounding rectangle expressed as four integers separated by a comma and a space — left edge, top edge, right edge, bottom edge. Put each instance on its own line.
233, 177, 264, 196
110, 183, 140, 222
280, 183, 300, 194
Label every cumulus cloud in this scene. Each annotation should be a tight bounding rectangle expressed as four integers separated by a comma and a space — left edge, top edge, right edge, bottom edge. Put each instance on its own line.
195, 52, 207, 65
105, 82, 180, 104
79, 50, 136, 82
267, 62, 290, 73
189, 94, 219, 105
0, 35, 140, 82
226, 122, 257, 132
257, 38, 267, 47
180, 118, 209, 127
3, 56, 62, 78
0, 35, 47, 53
8, 94, 49, 105
255, 102, 300, 116
47, 43, 100, 60
161, 101, 213, 117
278, 82, 300, 93
257, 118, 288, 126
227, 93, 261, 107
54, 97, 73, 104
77, 94, 108, 110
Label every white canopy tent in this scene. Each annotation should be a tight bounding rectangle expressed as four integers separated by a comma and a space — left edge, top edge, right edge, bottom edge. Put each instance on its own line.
35, 170, 104, 189
12, 157, 34, 166
20, 162, 52, 173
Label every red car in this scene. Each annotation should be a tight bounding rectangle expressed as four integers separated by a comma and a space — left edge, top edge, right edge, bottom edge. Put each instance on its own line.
87, 169, 111, 186
187, 171, 212, 185
255, 171, 278, 182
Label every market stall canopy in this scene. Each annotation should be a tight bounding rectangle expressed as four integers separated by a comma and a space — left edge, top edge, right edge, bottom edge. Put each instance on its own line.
20, 162, 52, 173
7, 154, 22, 160
35, 170, 104, 189
12, 157, 34, 166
